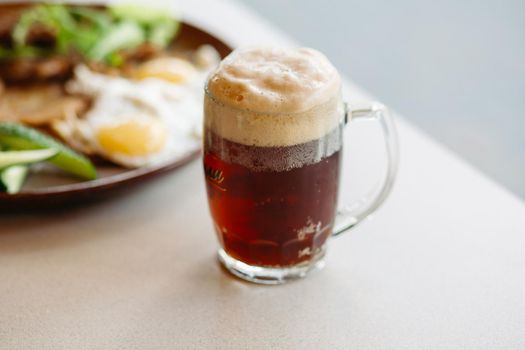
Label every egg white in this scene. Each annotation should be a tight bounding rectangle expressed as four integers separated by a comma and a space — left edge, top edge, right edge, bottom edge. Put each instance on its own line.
56, 49, 220, 168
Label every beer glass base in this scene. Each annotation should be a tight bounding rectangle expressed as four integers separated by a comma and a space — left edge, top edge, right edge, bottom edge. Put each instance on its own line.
218, 248, 326, 285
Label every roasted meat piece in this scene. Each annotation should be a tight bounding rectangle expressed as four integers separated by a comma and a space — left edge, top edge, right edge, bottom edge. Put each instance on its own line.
0, 84, 89, 125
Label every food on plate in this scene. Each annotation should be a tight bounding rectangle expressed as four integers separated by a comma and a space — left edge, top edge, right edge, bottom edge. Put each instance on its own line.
0, 122, 97, 181
0, 3, 179, 81
52, 59, 209, 168
134, 57, 198, 83
0, 122, 97, 194
0, 84, 88, 125
1, 165, 29, 194
0, 3, 222, 194
0, 148, 58, 168
0, 148, 57, 194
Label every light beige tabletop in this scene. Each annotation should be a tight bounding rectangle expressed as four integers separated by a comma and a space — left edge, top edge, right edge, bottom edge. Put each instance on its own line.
2, 1, 525, 349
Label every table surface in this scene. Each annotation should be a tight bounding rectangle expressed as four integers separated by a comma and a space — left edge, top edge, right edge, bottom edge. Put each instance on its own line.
1, 1, 525, 349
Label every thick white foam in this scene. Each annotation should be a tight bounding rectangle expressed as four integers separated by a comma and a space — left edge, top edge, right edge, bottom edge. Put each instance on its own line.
205, 47, 343, 147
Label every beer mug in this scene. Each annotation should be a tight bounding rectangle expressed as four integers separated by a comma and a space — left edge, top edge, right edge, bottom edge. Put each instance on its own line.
203, 47, 398, 284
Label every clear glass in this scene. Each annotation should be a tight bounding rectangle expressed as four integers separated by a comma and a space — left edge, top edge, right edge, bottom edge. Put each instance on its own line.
203, 90, 398, 284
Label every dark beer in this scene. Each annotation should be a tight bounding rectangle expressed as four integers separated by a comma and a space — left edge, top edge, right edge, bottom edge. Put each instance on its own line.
204, 128, 342, 267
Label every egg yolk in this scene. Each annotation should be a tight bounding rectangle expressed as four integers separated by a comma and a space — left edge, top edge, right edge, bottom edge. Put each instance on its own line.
135, 57, 197, 84
96, 119, 168, 157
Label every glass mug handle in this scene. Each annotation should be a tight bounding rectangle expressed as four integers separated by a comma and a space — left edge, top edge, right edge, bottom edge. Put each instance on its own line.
332, 102, 399, 236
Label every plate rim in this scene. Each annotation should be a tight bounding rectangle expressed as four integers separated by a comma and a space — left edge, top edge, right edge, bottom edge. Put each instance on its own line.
0, 149, 201, 198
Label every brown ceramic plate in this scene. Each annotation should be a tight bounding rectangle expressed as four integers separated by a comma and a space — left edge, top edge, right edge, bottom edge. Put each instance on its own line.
0, 5, 232, 211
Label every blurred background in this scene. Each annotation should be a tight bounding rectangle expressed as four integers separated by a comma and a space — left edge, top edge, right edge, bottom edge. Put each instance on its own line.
241, 0, 525, 199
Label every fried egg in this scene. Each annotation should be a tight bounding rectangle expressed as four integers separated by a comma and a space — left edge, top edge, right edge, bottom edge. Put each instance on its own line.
134, 57, 198, 84
54, 47, 220, 168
